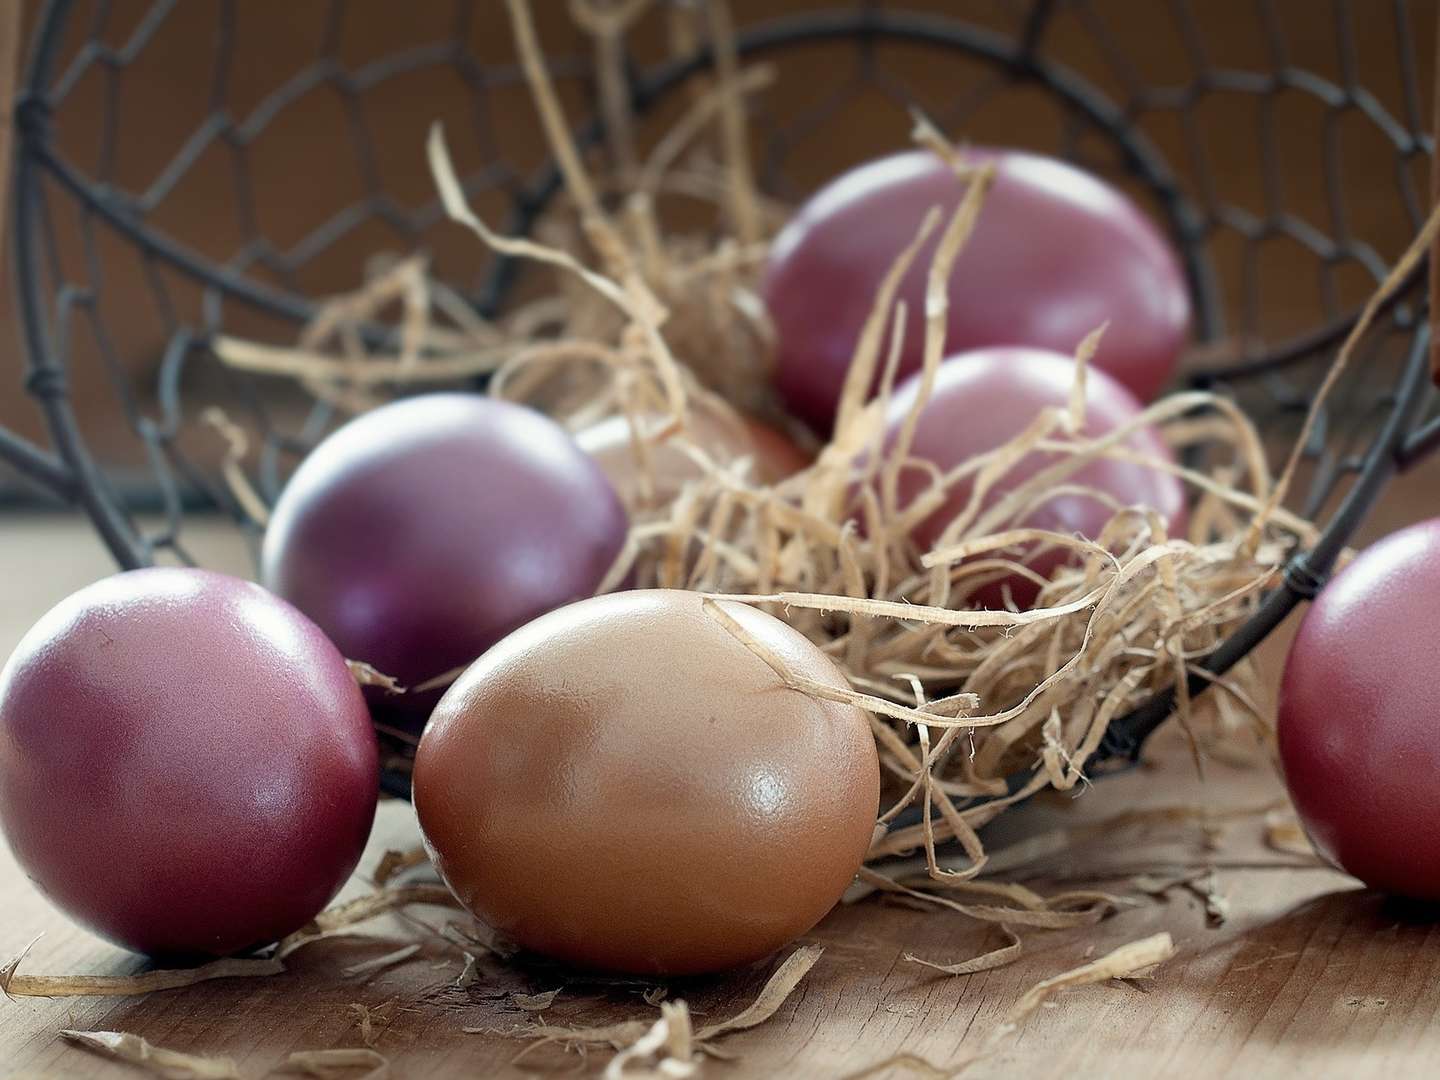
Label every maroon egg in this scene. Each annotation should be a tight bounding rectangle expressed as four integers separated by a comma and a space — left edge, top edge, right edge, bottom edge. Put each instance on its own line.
1278, 519, 1440, 899
764, 149, 1192, 432
262, 394, 629, 720
878, 346, 1186, 607
0, 568, 377, 957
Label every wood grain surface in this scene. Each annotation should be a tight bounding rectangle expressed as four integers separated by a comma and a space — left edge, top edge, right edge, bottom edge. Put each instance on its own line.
3, 480, 1440, 1079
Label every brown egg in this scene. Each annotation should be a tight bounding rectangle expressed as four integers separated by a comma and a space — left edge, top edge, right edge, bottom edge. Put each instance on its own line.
412, 589, 878, 975
576, 410, 809, 509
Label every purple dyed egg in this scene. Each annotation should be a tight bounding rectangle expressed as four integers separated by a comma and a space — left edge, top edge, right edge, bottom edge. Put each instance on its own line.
880, 347, 1187, 608
764, 149, 1192, 432
1279, 519, 1440, 899
0, 568, 378, 956
262, 394, 628, 718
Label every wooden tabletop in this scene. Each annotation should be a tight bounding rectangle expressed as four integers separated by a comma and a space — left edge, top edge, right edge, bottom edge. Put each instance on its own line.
1, 505, 1439, 1079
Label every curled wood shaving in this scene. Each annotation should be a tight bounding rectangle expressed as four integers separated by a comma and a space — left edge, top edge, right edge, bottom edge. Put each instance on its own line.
844, 933, 1177, 1079
694, 943, 824, 1041
1, 938, 282, 1000
1265, 810, 1318, 859
490, 1018, 651, 1059
441, 919, 516, 959
1245, 196, 1440, 552
637, 65, 775, 198
346, 661, 404, 695
1003, 933, 1175, 1030
340, 944, 422, 980
905, 927, 1022, 976
370, 847, 429, 887
285, 1048, 390, 1079
200, 407, 271, 527
568, 0, 652, 182
1192, 869, 1231, 926
60, 1030, 240, 1079
512, 988, 562, 1011
453, 954, 480, 989
703, 0, 762, 246
348, 1003, 380, 1047
277, 883, 461, 957
496, 945, 822, 1067
212, 336, 503, 388
604, 1001, 698, 1079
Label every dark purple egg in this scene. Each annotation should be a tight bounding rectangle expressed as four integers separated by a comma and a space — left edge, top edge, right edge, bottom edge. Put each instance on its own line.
0, 568, 377, 957
1278, 519, 1440, 899
764, 149, 1192, 432
262, 394, 628, 719
879, 347, 1187, 607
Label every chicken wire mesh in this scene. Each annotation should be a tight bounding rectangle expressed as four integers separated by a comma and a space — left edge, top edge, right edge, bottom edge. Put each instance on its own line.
3, 0, 1438, 776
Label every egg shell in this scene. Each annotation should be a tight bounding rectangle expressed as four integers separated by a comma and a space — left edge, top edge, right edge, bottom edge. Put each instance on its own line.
577, 410, 810, 509
0, 568, 378, 957
412, 588, 880, 975
1278, 519, 1440, 899
765, 149, 1191, 431
880, 347, 1187, 608
262, 393, 629, 720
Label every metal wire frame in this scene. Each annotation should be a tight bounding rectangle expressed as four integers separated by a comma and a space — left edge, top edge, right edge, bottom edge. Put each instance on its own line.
2, 0, 1438, 796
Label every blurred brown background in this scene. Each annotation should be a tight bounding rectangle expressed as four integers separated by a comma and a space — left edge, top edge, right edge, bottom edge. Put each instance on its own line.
0, 0, 1436, 514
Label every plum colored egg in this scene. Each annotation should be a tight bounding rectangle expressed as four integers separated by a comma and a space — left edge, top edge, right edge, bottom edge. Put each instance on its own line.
0, 568, 377, 957
1278, 519, 1440, 899
262, 394, 628, 719
764, 149, 1192, 431
577, 410, 810, 509
879, 347, 1186, 607
412, 589, 879, 975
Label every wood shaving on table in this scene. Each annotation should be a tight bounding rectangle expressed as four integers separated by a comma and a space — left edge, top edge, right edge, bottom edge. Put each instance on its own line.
452, 954, 480, 989
340, 945, 423, 980
1, 938, 282, 1000
347, 1003, 381, 1047
489, 945, 823, 1070
59, 1030, 241, 1079
512, 988, 562, 1012
693, 944, 824, 1041
603, 1001, 699, 1079
284, 1048, 390, 1079
843, 933, 1177, 1078
905, 926, 1023, 976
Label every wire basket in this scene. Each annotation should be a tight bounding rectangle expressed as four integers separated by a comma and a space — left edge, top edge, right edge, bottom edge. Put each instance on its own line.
4, 0, 1439, 798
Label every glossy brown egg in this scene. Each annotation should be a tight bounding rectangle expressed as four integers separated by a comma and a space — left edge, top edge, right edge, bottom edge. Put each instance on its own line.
576, 411, 810, 510
412, 589, 879, 975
